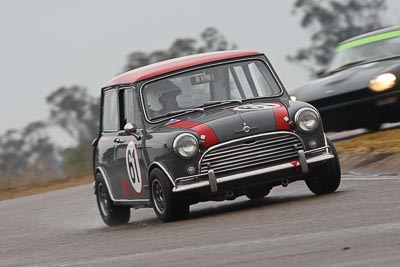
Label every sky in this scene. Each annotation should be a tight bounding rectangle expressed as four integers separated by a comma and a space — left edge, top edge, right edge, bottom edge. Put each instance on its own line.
1, 0, 399, 135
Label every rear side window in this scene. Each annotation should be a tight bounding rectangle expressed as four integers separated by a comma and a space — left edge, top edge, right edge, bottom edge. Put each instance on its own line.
102, 89, 119, 132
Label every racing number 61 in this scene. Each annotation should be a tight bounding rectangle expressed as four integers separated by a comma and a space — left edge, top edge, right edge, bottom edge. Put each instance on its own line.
125, 141, 142, 193
127, 150, 140, 183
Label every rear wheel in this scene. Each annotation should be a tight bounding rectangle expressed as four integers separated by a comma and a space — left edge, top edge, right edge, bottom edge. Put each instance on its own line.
95, 174, 130, 226
246, 187, 271, 200
305, 139, 341, 195
366, 122, 381, 132
150, 168, 189, 222
365, 115, 381, 132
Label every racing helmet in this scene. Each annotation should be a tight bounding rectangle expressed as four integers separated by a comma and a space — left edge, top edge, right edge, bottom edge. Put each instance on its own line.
145, 80, 182, 111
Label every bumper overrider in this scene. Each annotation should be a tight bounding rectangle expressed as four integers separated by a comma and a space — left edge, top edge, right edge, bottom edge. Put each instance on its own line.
173, 133, 334, 193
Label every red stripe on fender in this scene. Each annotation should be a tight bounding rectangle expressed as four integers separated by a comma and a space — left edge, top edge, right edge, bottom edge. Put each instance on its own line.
192, 123, 218, 148
272, 102, 290, 130
168, 120, 218, 148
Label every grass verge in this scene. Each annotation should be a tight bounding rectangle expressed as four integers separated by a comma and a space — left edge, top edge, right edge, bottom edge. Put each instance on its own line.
0, 176, 92, 201
334, 128, 400, 154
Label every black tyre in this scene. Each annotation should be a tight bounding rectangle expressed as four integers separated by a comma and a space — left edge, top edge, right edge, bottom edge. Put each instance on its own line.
150, 168, 189, 222
305, 139, 341, 195
95, 174, 130, 226
246, 187, 271, 200
365, 116, 381, 132
366, 122, 381, 132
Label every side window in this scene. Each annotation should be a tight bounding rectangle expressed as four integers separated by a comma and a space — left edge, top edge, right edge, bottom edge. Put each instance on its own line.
123, 88, 142, 128
102, 89, 119, 132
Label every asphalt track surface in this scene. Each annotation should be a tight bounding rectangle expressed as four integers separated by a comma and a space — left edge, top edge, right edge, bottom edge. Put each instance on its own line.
1, 174, 400, 267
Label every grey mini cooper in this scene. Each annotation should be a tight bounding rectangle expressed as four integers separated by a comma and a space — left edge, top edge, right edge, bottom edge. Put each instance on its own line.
92, 50, 341, 225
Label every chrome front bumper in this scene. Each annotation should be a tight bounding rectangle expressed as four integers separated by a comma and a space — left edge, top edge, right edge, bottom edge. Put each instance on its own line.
173, 147, 334, 193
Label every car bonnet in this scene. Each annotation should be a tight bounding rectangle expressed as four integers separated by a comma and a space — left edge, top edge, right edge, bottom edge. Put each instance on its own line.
163, 101, 291, 148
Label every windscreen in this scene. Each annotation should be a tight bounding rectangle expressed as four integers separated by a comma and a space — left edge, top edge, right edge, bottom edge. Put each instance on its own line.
142, 60, 282, 120
328, 35, 400, 72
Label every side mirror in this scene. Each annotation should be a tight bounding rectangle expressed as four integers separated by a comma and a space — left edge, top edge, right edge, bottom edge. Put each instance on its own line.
124, 122, 137, 135
124, 123, 141, 140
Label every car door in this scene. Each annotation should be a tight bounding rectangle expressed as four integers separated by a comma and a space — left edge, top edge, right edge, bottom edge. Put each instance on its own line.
97, 88, 123, 199
112, 87, 149, 201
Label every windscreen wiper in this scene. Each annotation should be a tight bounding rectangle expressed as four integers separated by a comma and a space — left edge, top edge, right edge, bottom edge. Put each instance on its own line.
326, 60, 367, 75
242, 96, 275, 102
365, 54, 400, 64
327, 55, 400, 76
194, 99, 242, 109
151, 108, 204, 120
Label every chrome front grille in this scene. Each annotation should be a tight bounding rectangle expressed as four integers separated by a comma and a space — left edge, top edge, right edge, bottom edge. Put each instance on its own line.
199, 133, 304, 175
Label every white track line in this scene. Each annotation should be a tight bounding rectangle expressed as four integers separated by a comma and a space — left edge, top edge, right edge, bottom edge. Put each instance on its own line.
343, 177, 400, 181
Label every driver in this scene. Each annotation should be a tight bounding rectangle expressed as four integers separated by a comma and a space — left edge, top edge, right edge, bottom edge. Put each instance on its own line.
146, 80, 182, 118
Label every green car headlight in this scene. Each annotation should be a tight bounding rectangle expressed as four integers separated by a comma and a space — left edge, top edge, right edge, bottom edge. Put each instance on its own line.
369, 73, 397, 92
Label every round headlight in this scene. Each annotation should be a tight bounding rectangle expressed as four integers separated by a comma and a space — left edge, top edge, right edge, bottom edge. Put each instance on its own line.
295, 108, 320, 133
173, 133, 199, 159
369, 73, 396, 92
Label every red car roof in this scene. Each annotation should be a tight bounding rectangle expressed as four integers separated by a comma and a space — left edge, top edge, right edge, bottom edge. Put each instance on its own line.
105, 50, 261, 87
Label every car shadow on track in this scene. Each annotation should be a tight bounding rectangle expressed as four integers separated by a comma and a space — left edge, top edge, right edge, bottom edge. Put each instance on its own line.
187, 191, 345, 221
85, 190, 346, 233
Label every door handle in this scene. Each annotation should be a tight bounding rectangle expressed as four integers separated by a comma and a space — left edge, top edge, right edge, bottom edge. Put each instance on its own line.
113, 138, 126, 144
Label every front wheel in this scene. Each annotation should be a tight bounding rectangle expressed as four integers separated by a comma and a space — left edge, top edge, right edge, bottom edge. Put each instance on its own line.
150, 168, 189, 222
305, 139, 341, 195
95, 174, 130, 226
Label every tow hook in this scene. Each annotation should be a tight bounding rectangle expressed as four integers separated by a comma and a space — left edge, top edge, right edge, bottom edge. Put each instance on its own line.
298, 149, 309, 174
208, 169, 218, 192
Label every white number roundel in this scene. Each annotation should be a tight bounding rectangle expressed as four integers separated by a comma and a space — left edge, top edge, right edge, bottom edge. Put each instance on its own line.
233, 103, 280, 111
126, 141, 142, 193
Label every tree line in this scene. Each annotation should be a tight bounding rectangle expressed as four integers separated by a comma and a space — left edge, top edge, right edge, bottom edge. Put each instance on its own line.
0, 27, 235, 189
0, 0, 388, 189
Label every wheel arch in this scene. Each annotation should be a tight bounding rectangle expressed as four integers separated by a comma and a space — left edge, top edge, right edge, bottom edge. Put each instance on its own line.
148, 162, 176, 187
95, 167, 117, 202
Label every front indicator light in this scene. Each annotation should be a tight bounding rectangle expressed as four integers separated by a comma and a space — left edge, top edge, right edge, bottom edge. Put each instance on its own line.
309, 140, 317, 149
186, 166, 196, 175
369, 73, 397, 92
